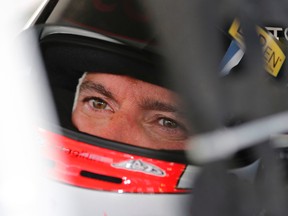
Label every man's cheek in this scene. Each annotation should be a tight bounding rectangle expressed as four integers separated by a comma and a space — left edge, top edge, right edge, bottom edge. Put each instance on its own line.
73, 113, 107, 135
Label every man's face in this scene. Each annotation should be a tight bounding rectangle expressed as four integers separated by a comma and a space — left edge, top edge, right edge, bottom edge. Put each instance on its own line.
72, 72, 189, 150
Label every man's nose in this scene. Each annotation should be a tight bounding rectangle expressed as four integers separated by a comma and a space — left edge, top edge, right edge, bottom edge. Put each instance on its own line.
98, 113, 142, 146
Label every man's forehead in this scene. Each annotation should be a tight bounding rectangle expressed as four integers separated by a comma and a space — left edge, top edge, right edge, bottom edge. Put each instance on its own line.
79, 72, 181, 105
83, 72, 177, 96
85, 72, 137, 83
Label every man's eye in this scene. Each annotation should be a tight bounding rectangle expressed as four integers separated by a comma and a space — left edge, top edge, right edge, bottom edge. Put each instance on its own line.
158, 118, 179, 129
156, 117, 189, 140
86, 97, 112, 111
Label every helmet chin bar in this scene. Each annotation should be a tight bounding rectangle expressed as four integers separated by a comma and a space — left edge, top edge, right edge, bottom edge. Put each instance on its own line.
40, 127, 192, 194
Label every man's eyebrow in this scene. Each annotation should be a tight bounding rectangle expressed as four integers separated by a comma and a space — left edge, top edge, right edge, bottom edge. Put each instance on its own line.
141, 99, 179, 113
80, 80, 115, 100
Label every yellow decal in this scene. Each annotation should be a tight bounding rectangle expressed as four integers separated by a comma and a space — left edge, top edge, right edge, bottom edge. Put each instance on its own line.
229, 19, 286, 77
